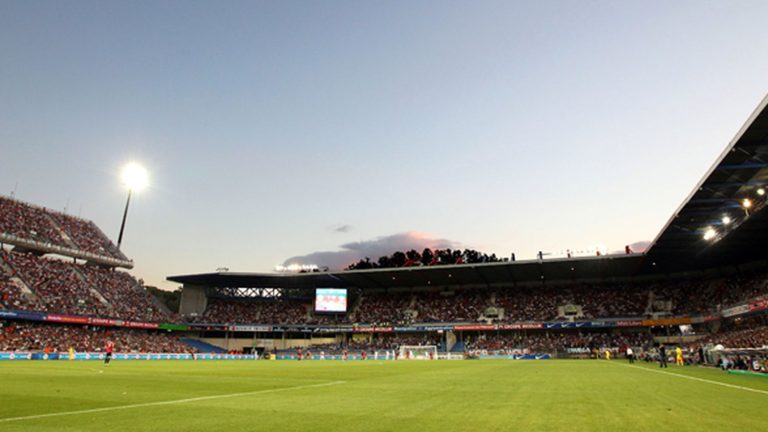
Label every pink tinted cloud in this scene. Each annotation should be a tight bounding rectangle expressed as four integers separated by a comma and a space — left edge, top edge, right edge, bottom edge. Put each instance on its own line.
282, 231, 464, 270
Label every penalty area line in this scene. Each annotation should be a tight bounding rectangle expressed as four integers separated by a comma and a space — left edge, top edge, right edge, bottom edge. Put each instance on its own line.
0, 380, 346, 423
613, 362, 768, 396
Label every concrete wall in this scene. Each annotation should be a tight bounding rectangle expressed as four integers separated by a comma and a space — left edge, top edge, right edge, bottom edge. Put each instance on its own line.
179, 284, 208, 316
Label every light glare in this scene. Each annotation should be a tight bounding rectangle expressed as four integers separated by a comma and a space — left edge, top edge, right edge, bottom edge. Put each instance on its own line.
758, 188, 766, 196
121, 163, 149, 191
722, 216, 731, 225
742, 198, 752, 208
703, 228, 716, 241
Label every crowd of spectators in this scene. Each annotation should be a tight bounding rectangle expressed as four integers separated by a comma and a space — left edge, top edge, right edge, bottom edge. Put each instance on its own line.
695, 321, 768, 373
195, 298, 308, 324
494, 285, 649, 322
5, 251, 111, 317
659, 277, 768, 316
701, 324, 768, 349
0, 249, 168, 322
466, 331, 654, 353
79, 265, 167, 322
50, 214, 127, 260
190, 272, 768, 326
347, 293, 413, 325
346, 248, 503, 270
0, 196, 126, 260
716, 354, 768, 373
0, 196, 64, 244
0, 269, 37, 311
415, 290, 485, 323
0, 320, 193, 353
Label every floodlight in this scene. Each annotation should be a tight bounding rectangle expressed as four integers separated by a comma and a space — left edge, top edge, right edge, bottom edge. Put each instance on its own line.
121, 162, 149, 192
722, 216, 731, 225
742, 198, 752, 208
116, 162, 149, 249
703, 228, 716, 241
758, 188, 766, 196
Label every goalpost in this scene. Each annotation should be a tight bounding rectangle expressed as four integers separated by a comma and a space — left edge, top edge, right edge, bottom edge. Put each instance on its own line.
398, 345, 438, 360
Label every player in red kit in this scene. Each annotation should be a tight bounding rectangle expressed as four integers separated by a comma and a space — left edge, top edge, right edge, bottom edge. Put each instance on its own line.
104, 340, 114, 366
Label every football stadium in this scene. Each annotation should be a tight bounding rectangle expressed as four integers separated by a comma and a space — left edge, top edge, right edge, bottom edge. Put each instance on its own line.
2, 96, 768, 430
3, 4, 768, 432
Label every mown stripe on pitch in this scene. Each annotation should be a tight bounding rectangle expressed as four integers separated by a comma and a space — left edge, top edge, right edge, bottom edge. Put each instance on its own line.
0, 380, 346, 423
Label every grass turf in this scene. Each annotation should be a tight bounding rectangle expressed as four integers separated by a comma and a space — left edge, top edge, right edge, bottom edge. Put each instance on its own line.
1, 359, 767, 431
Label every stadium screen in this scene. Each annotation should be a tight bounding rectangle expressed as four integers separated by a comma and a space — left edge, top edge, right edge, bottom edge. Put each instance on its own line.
315, 288, 347, 313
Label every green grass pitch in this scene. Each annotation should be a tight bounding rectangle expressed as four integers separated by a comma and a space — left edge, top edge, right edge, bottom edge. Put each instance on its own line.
1, 359, 767, 431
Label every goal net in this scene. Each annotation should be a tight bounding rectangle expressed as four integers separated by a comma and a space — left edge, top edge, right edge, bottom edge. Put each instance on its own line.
398, 345, 438, 360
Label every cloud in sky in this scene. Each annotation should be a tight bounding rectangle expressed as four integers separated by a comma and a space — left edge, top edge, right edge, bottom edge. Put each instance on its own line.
628, 240, 651, 253
283, 231, 464, 270
331, 224, 352, 233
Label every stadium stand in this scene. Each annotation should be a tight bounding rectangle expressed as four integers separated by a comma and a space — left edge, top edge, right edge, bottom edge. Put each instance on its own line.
465, 331, 654, 353
0, 261, 38, 310
0, 320, 193, 353
186, 273, 768, 326
347, 292, 413, 325
700, 320, 768, 349
194, 298, 307, 325
79, 264, 169, 322
4, 251, 111, 317
0, 197, 166, 322
0, 249, 167, 322
49, 213, 128, 261
0, 196, 128, 262
0, 196, 66, 245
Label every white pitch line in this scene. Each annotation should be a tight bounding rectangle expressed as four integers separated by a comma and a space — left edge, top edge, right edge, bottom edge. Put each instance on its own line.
0, 380, 346, 424
615, 363, 768, 396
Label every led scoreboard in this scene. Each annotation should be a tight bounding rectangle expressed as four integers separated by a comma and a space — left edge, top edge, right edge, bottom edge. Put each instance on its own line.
314, 288, 347, 313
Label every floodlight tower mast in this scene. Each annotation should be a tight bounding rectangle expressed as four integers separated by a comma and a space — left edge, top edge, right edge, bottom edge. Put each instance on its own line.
117, 162, 148, 250
117, 189, 132, 249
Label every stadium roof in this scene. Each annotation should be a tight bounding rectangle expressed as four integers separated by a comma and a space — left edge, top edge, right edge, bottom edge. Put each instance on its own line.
646, 94, 768, 270
168, 94, 768, 292
167, 254, 652, 291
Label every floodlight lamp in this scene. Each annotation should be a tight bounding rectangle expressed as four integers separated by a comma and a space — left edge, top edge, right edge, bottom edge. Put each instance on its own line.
722, 216, 731, 225
121, 163, 149, 191
758, 188, 766, 196
742, 198, 752, 208
703, 228, 716, 241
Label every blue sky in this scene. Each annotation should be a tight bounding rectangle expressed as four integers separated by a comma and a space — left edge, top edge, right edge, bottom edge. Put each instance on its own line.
1, 1, 767, 288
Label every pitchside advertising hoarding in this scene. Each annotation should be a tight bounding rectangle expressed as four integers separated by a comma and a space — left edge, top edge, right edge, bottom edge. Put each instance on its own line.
314, 288, 347, 313
0, 352, 257, 361
273, 353, 552, 361
0, 308, 185, 330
